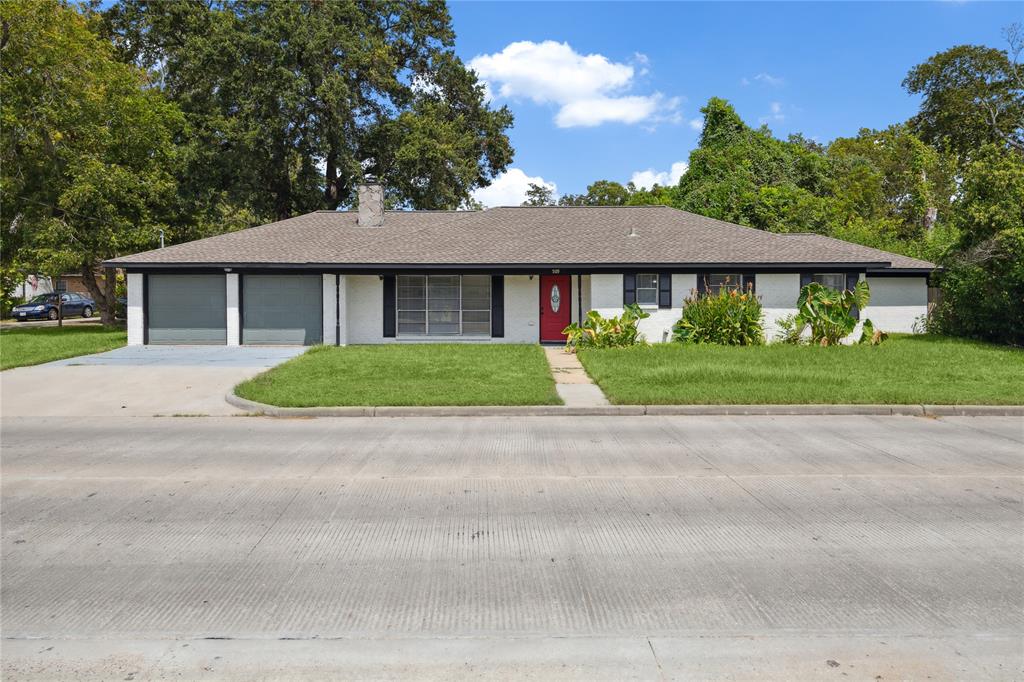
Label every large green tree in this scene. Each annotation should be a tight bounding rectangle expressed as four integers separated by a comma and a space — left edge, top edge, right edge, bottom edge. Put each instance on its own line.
902, 24, 1024, 160
1, 0, 183, 324
103, 0, 513, 222
933, 145, 1024, 344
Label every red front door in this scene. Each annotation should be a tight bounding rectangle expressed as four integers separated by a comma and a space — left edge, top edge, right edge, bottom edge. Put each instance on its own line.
539, 275, 571, 342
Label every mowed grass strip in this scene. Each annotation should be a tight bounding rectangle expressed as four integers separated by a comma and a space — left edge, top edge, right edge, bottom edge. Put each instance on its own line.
577, 335, 1024, 405
0, 324, 126, 370
235, 344, 562, 407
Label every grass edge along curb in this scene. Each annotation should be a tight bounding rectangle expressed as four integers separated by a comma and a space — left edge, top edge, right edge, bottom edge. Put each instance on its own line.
224, 393, 1024, 418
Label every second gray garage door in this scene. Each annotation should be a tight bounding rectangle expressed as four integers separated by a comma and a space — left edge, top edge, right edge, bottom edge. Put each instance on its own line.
147, 274, 227, 345
242, 275, 322, 345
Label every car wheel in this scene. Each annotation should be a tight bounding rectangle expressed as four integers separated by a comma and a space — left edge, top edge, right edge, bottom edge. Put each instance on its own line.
47, 308, 58, 321
82, 306, 93, 318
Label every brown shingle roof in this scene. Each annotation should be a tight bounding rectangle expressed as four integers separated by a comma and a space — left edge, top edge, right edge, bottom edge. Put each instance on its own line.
108, 206, 935, 271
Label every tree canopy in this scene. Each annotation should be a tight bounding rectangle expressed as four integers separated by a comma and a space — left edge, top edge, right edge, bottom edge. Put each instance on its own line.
103, 0, 514, 222
1, 0, 183, 323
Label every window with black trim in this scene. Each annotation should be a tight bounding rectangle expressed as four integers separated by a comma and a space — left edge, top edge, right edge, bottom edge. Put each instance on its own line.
705, 273, 746, 295
636, 273, 659, 306
397, 274, 491, 336
812, 273, 846, 291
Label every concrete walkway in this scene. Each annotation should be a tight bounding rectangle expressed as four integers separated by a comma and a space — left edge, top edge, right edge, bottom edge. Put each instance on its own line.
544, 345, 609, 406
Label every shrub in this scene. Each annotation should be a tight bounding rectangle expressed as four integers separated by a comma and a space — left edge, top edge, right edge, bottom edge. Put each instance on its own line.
672, 283, 764, 345
931, 228, 1024, 346
787, 280, 887, 346
562, 303, 650, 351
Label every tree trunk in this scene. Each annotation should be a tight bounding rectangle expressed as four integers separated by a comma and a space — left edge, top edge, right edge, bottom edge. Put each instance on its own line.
324, 150, 340, 209
81, 263, 117, 326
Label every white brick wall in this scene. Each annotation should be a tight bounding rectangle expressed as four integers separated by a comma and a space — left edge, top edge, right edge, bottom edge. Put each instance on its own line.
862, 276, 928, 333
345, 275, 383, 344
504, 275, 539, 343
127, 272, 144, 346
225, 273, 240, 346
758, 273, 800, 342
321, 274, 337, 346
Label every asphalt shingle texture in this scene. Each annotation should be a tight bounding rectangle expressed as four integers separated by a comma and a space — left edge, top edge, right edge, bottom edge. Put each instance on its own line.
108, 206, 935, 270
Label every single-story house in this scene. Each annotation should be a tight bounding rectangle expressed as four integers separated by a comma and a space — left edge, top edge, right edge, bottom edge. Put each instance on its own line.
106, 180, 935, 346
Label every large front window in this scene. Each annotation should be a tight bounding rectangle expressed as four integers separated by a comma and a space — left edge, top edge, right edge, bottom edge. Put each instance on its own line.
397, 275, 491, 336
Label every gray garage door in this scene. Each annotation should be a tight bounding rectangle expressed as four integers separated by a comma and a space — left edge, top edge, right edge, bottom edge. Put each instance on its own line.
147, 274, 227, 345
242, 275, 322, 345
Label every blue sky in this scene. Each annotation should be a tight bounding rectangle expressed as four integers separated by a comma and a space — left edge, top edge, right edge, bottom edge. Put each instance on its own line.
452, 1, 1023, 206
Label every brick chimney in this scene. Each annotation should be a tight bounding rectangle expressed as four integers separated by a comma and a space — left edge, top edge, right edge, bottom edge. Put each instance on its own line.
357, 176, 384, 227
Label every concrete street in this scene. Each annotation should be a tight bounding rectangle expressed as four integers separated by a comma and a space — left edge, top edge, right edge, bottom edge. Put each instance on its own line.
2, 414, 1022, 679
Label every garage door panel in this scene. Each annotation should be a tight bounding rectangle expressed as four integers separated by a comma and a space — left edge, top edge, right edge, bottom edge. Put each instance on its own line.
147, 275, 226, 345
242, 275, 322, 345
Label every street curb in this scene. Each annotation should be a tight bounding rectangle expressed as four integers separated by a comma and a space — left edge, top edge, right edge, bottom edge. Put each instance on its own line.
225, 393, 1024, 418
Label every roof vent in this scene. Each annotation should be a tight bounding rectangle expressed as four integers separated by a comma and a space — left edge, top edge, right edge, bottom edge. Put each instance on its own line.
357, 176, 384, 227
627, 226, 638, 238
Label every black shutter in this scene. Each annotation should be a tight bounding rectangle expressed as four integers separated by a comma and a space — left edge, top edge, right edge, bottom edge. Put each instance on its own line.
382, 275, 396, 337
658, 272, 671, 308
847, 272, 861, 320
743, 272, 756, 294
623, 273, 636, 305
491, 275, 504, 338
800, 272, 813, 289
696, 273, 707, 295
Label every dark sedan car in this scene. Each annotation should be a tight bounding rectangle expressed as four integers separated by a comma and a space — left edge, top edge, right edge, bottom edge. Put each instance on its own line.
11, 293, 95, 321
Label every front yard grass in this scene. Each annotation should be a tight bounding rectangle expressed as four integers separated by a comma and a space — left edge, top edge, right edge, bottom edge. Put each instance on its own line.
235, 344, 561, 407
0, 324, 126, 370
577, 335, 1024, 405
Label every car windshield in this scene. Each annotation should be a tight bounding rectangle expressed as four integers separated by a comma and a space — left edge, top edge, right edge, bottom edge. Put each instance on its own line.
27, 294, 56, 303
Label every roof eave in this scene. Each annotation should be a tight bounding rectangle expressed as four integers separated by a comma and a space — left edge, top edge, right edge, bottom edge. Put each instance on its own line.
108, 260, 899, 272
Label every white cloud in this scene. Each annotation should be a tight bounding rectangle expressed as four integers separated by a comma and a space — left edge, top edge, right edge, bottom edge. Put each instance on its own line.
629, 161, 688, 190
556, 94, 674, 128
688, 117, 704, 132
469, 40, 680, 128
471, 168, 556, 207
742, 72, 785, 87
760, 101, 786, 124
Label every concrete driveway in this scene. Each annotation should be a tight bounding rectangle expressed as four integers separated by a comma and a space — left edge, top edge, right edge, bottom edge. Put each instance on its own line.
0, 346, 305, 417
2, 414, 1021, 679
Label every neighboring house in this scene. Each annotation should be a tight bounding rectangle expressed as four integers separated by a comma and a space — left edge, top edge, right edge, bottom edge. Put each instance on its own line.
11, 272, 111, 300
106, 180, 934, 346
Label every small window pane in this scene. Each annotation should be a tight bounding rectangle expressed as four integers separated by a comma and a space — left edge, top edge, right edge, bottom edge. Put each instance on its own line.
428, 276, 459, 312
398, 322, 426, 335
636, 273, 658, 289
462, 309, 490, 336
813, 273, 846, 291
427, 310, 460, 335
636, 287, 658, 305
461, 275, 491, 310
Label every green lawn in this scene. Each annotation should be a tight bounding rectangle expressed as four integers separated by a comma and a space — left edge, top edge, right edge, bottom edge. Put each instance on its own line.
236, 344, 561, 407
577, 335, 1024, 405
0, 324, 127, 370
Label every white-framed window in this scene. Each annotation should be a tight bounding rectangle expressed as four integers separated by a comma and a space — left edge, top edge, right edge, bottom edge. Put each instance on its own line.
813, 273, 846, 291
397, 274, 491, 336
705, 273, 745, 295
636, 273, 659, 306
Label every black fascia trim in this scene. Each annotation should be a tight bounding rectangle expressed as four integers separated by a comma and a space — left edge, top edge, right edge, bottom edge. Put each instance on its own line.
864, 268, 937, 276
116, 261, 895, 275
